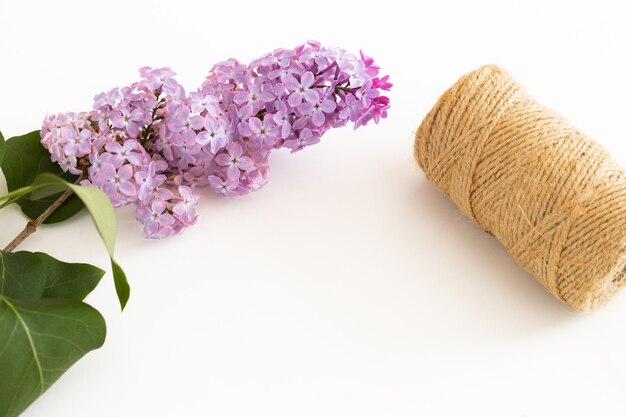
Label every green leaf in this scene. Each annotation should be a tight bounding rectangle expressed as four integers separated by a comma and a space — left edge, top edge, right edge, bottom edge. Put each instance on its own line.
0, 250, 106, 417
63, 177, 117, 254
0, 251, 46, 299
111, 259, 129, 309
0, 297, 105, 417
37, 174, 129, 309
37, 252, 104, 300
0, 250, 104, 302
0, 131, 5, 165
0, 130, 84, 223
0, 174, 130, 309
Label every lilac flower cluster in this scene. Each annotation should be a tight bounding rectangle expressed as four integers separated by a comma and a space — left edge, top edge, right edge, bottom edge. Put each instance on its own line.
41, 41, 391, 238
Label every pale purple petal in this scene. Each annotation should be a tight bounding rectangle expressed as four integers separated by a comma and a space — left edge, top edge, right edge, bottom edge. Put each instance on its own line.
118, 165, 134, 180
281, 122, 291, 139
151, 199, 166, 214
119, 181, 136, 197
233, 91, 250, 105
144, 219, 159, 236
301, 72, 315, 89
311, 111, 325, 127
239, 105, 253, 120
229, 142, 243, 158
226, 165, 241, 181
288, 92, 302, 107
100, 162, 117, 179
126, 152, 142, 166
237, 156, 254, 171
303, 90, 319, 104
215, 153, 232, 167
189, 115, 205, 130
283, 76, 300, 91
208, 176, 224, 191
195, 131, 211, 146
321, 99, 337, 113
159, 213, 175, 227
249, 117, 262, 133
102, 182, 117, 197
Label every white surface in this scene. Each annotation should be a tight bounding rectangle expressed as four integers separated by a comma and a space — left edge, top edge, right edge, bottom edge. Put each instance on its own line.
1, 0, 626, 416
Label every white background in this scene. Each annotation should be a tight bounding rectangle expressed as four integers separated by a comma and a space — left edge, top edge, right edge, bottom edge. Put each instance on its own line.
1, 0, 626, 416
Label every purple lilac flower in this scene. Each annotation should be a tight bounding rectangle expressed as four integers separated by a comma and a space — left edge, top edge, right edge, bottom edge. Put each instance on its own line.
40, 41, 391, 239
137, 199, 175, 239
172, 186, 199, 224
110, 107, 145, 138
207, 175, 238, 196
284, 128, 320, 152
105, 140, 144, 166
215, 142, 254, 180
284, 71, 318, 106
196, 117, 227, 153
98, 163, 136, 205
246, 116, 279, 148
298, 97, 337, 127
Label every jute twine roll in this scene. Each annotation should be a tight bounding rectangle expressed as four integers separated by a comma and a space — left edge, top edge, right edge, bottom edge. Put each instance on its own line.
415, 65, 626, 312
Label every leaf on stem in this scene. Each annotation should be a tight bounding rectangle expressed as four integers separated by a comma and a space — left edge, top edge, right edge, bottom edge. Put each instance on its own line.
37, 252, 105, 300
0, 174, 130, 309
0, 250, 106, 417
0, 130, 84, 223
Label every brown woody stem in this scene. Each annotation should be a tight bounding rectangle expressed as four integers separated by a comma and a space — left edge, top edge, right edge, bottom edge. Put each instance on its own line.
3, 188, 74, 252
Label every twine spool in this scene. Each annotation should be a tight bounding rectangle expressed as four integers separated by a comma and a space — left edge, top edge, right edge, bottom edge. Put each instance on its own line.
415, 65, 626, 312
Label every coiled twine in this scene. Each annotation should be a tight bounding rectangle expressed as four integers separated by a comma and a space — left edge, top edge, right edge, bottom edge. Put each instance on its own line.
415, 65, 626, 312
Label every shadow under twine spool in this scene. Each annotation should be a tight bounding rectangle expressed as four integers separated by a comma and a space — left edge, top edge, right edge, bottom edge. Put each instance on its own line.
415, 65, 626, 312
